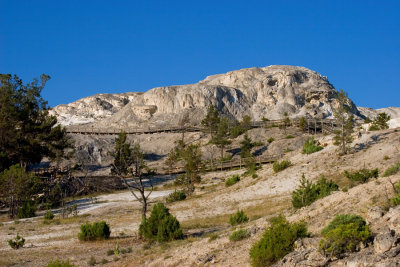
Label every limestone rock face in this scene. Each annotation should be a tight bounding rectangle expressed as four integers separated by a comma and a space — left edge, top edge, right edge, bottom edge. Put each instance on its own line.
50, 93, 138, 126
52, 65, 362, 129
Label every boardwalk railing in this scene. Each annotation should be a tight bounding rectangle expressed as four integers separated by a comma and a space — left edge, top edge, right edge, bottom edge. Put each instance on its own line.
66, 118, 341, 136
160, 153, 284, 175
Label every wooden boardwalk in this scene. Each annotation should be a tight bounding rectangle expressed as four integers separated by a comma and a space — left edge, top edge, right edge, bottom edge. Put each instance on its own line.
66, 118, 339, 136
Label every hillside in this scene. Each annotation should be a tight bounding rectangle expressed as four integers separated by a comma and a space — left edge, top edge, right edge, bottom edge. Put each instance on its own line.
1, 122, 400, 266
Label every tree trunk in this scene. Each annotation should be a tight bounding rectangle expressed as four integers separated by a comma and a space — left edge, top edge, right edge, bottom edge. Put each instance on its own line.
341, 123, 346, 155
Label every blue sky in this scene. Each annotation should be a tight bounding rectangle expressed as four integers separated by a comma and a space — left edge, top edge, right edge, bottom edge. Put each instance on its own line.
1, 0, 399, 108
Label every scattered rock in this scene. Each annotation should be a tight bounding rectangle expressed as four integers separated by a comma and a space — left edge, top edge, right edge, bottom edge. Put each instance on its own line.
374, 231, 397, 254
366, 206, 385, 224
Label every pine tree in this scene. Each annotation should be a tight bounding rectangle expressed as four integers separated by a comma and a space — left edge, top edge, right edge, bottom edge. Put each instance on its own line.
0, 74, 73, 171
201, 105, 220, 138
211, 118, 232, 159
333, 89, 354, 155
371, 112, 390, 130
240, 133, 254, 158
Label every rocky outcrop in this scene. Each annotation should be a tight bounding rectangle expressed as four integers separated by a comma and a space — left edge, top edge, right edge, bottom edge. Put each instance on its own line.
52, 65, 362, 129
275, 206, 400, 266
50, 92, 138, 126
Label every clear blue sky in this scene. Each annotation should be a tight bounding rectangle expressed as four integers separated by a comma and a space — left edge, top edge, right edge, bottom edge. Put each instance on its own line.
1, 0, 399, 108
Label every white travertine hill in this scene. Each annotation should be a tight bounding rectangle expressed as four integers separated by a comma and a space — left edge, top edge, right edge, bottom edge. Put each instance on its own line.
51, 65, 362, 129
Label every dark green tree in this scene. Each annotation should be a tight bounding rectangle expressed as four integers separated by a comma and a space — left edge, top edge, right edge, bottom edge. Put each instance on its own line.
370, 112, 390, 130
0, 74, 73, 171
212, 117, 232, 159
333, 89, 354, 155
175, 143, 202, 195
240, 133, 255, 158
201, 105, 220, 138
139, 203, 183, 242
0, 164, 40, 218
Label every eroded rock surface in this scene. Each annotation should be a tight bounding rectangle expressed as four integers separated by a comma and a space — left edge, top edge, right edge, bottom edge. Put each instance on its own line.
52, 65, 362, 129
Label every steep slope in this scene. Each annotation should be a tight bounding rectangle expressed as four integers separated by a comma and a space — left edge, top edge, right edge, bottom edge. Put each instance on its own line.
52, 65, 361, 129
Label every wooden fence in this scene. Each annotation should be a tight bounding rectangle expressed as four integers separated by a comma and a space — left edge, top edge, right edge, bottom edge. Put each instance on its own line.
65, 118, 340, 136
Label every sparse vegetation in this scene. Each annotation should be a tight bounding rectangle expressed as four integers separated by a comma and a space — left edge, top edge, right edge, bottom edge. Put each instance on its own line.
44, 259, 76, 267
18, 199, 36, 219
44, 210, 55, 220
273, 160, 291, 173
302, 137, 323, 154
229, 210, 249, 226
267, 137, 274, 143
249, 215, 308, 267
88, 256, 96, 266
78, 221, 111, 241
298, 117, 306, 131
369, 112, 390, 131
229, 229, 249, 241
285, 135, 295, 139
344, 168, 379, 184
320, 214, 371, 256
225, 174, 240, 187
292, 175, 339, 209
383, 162, 400, 177
8, 233, 25, 249
139, 203, 183, 242
392, 181, 400, 206
207, 233, 219, 242
166, 190, 186, 203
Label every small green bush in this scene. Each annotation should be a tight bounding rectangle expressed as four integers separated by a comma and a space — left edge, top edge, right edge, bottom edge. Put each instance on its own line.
292, 175, 339, 209
273, 160, 291, 173
267, 137, 274, 143
78, 221, 111, 241
320, 215, 371, 257
344, 168, 378, 184
139, 203, 183, 242
166, 190, 186, 203
392, 181, 400, 206
18, 200, 35, 218
229, 229, 250, 241
285, 135, 295, 139
383, 162, 400, 177
88, 256, 96, 266
225, 175, 240, 187
302, 137, 323, 154
229, 210, 249, 226
44, 210, 54, 220
8, 233, 25, 249
368, 124, 380, 131
249, 215, 308, 267
44, 259, 76, 267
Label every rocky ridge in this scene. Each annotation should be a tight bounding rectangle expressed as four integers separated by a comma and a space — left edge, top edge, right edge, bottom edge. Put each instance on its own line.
51, 65, 361, 129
